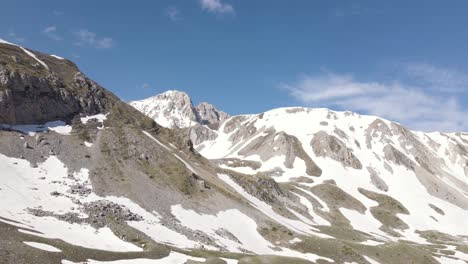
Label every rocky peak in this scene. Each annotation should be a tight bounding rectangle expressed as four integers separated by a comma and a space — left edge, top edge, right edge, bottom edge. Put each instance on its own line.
196, 102, 230, 126
130, 90, 229, 129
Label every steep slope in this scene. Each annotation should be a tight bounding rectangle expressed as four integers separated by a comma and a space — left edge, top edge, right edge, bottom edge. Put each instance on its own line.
0, 39, 119, 125
1, 41, 468, 264
191, 107, 468, 244
129, 90, 229, 128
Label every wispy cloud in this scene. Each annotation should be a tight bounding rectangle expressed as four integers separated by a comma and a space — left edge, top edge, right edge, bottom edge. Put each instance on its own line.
165, 6, 181, 21
404, 63, 468, 92
42, 26, 62, 41
7, 29, 26, 43
53, 10, 63, 16
200, 0, 234, 14
282, 70, 468, 132
74, 29, 113, 49
141, 83, 150, 89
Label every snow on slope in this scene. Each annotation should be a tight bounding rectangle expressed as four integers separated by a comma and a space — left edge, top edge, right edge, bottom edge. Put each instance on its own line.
0, 38, 49, 70
194, 107, 468, 242
0, 154, 141, 252
0, 121, 72, 136
0, 141, 214, 253
62, 252, 206, 264
172, 202, 334, 262
23, 241, 62, 252
20, 46, 49, 70
50, 54, 64, 60
130, 91, 199, 128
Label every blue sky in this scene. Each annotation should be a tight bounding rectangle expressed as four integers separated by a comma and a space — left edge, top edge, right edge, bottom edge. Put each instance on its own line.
1, 0, 468, 131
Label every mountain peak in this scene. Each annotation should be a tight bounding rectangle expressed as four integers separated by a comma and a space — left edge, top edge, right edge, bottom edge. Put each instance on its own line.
130, 90, 229, 128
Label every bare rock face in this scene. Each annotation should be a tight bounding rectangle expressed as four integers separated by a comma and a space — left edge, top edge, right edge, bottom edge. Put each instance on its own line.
383, 145, 415, 171
130, 90, 229, 128
367, 166, 389, 192
0, 43, 118, 125
196, 102, 229, 125
231, 174, 287, 204
189, 124, 219, 145
223, 115, 248, 134
311, 131, 363, 170
365, 119, 393, 149
239, 129, 322, 176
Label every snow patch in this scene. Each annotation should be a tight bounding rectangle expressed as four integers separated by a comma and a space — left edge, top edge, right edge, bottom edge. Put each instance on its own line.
172, 204, 275, 253
23, 241, 61, 252
50, 54, 64, 60
0, 154, 142, 252
1, 121, 72, 136
81, 114, 108, 129
20, 47, 49, 70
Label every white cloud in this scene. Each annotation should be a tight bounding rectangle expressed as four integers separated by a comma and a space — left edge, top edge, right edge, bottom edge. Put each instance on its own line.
283, 72, 468, 132
404, 63, 468, 92
200, 0, 234, 14
141, 83, 150, 89
42, 26, 62, 41
74, 29, 113, 49
165, 6, 181, 21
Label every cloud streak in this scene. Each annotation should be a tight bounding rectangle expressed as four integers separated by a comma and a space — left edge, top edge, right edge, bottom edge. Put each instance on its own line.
404, 63, 468, 92
43, 26, 62, 41
283, 70, 468, 132
74, 29, 113, 49
200, 0, 234, 14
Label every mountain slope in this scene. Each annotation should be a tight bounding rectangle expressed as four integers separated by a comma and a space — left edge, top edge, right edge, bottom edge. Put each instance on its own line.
190, 107, 468, 242
129, 90, 229, 128
1, 41, 468, 264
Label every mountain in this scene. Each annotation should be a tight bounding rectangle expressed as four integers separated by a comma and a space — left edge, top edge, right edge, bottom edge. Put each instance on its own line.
129, 90, 229, 128
1, 40, 468, 264
190, 107, 468, 238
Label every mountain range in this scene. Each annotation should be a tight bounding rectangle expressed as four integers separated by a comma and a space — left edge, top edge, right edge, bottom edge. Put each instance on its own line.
0, 40, 467, 264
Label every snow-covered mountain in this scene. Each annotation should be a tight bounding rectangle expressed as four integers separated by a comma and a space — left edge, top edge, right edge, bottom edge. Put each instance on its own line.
1, 41, 468, 264
129, 90, 229, 128
191, 107, 468, 242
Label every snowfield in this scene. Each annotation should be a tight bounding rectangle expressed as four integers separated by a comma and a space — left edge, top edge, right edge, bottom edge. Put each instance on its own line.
196, 107, 468, 242
0, 154, 142, 252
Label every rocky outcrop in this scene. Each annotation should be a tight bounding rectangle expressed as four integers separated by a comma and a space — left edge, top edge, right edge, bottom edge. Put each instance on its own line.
189, 124, 219, 146
367, 166, 389, 192
0, 42, 118, 125
196, 102, 229, 125
311, 131, 363, 170
383, 145, 415, 171
238, 130, 322, 176
231, 173, 287, 204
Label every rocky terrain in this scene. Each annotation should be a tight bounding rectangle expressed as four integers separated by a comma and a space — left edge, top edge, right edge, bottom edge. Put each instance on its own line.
1, 40, 468, 264
129, 90, 229, 129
